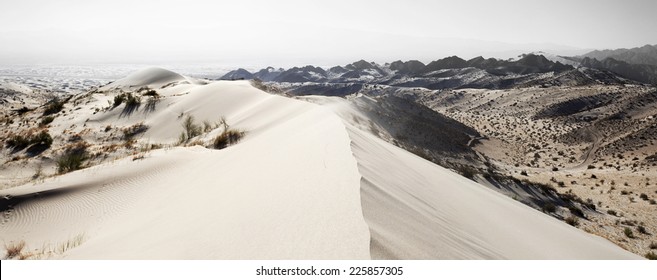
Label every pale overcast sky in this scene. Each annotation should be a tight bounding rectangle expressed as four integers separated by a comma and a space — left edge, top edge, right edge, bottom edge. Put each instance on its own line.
0, 0, 655, 67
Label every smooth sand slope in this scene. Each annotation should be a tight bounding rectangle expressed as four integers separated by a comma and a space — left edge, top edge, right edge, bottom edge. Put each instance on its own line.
0, 68, 640, 259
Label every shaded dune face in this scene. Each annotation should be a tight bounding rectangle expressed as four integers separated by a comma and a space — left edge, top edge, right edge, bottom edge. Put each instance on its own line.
0, 68, 640, 260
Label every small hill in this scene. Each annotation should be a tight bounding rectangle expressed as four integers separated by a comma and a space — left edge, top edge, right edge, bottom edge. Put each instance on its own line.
103, 67, 192, 90
220, 68, 253, 80
423, 56, 468, 73
389, 60, 426, 75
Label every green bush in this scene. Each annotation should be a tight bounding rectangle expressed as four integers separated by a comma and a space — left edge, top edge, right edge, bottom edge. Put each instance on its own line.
624, 227, 634, 239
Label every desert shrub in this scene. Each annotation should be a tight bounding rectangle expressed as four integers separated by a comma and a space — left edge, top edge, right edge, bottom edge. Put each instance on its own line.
32, 164, 43, 179
40, 116, 55, 126
144, 96, 159, 112
115, 93, 142, 117
5, 134, 29, 150
113, 94, 125, 107
203, 120, 213, 133
455, 165, 478, 179
520, 170, 528, 176
30, 131, 53, 147
178, 132, 187, 144
141, 88, 159, 97
125, 93, 141, 107
640, 193, 649, 200
43, 98, 65, 116
4, 241, 26, 259
650, 242, 657, 250
637, 225, 648, 235
565, 216, 579, 226
568, 206, 584, 217
30, 130, 51, 144
542, 203, 556, 213
5, 130, 52, 152
607, 209, 617, 216
181, 115, 201, 142
624, 227, 634, 239
646, 252, 657, 260
212, 130, 245, 149
57, 143, 88, 174
15, 106, 33, 115
122, 122, 149, 140
552, 167, 559, 171
621, 220, 637, 227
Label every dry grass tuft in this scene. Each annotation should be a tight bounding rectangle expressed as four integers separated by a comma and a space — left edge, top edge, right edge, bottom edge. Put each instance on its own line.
212, 130, 245, 149
5, 240, 26, 259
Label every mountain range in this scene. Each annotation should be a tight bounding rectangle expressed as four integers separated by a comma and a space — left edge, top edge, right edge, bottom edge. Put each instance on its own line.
221, 45, 657, 89
572, 45, 657, 85
222, 54, 574, 85
581, 44, 657, 66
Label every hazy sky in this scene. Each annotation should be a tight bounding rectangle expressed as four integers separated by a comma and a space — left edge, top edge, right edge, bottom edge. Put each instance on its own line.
1, 0, 655, 67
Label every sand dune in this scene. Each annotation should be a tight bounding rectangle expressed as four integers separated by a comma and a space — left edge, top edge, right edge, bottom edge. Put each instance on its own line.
101, 67, 198, 89
0, 68, 640, 259
349, 126, 638, 259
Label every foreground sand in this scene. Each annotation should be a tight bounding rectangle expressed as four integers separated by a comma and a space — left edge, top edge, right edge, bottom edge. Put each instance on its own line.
0, 68, 641, 259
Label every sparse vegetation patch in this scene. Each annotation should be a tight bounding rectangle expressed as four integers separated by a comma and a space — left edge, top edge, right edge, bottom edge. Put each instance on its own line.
57, 142, 89, 174
122, 122, 149, 140
5, 130, 53, 152
43, 98, 66, 116
212, 129, 245, 149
